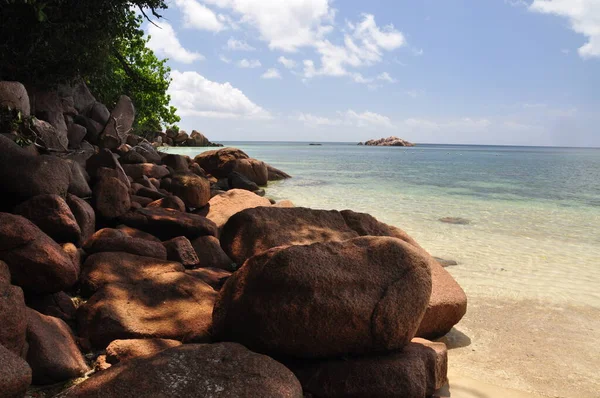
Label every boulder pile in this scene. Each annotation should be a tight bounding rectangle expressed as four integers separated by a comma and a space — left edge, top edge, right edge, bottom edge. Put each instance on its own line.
359, 136, 416, 146
0, 80, 466, 397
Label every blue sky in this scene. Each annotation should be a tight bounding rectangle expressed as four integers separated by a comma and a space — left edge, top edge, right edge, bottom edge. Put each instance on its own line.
144, 0, 600, 146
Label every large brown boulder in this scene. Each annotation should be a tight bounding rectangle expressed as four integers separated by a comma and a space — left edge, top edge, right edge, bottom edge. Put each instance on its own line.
65, 194, 96, 244
86, 149, 130, 188
187, 267, 231, 290
194, 147, 249, 178
83, 235, 167, 260
28, 88, 69, 148
99, 95, 134, 148
220, 206, 358, 264
92, 177, 131, 220
78, 272, 217, 348
163, 237, 199, 268
168, 173, 210, 208
161, 154, 190, 172
0, 213, 78, 294
57, 343, 302, 398
267, 164, 291, 181
25, 308, 89, 384
416, 261, 467, 339
0, 343, 32, 398
14, 194, 82, 245
288, 338, 447, 398
203, 189, 271, 232
220, 206, 423, 265
26, 291, 77, 324
30, 118, 68, 151
115, 225, 162, 243
118, 207, 218, 240
146, 195, 186, 212
191, 235, 234, 271
232, 158, 268, 186
213, 236, 432, 358
0, 81, 30, 115
79, 252, 184, 296
105, 338, 182, 365
121, 163, 169, 180
0, 261, 27, 356
0, 134, 73, 209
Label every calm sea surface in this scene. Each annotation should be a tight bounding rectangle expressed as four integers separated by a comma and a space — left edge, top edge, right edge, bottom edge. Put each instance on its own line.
171, 142, 600, 307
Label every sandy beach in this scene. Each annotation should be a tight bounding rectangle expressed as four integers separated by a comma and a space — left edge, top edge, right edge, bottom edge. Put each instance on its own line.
441, 297, 600, 398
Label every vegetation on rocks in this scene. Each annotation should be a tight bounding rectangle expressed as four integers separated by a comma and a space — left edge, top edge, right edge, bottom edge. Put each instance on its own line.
0, 0, 178, 133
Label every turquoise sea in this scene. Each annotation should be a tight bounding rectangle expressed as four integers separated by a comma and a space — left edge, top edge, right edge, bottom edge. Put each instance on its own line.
172, 143, 600, 307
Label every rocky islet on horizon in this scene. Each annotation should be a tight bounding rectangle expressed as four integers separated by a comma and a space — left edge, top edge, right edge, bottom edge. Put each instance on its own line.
359, 136, 416, 146
0, 80, 466, 397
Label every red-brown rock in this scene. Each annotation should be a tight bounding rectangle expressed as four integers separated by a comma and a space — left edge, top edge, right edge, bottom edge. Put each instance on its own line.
0, 261, 27, 356
26, 309, 89, 384
65, 194, 96, 244
118, 207, 218, 240
0, 343, 31, 398
163, 237, 199, 268
57, 343, 302, 398
26, 291, 77, 324
92, 177, 131, 219
14, 194, 81, 244
146, 195, 186, 212
78, 273, 217, 348
186, 267, 231, 290
0, 213, 78, 294
86, 148, 130, 188
168, 173, 211, 208
220, 206, 422, 265
162, 154, 190, 173
115, 225, 161, 243
194, 147, 249, 178
203, 189, 271, 232
288, 338, 447, 398
213, 236, 433, 358
220, 206, 358, 264
121, 163, 169, 180
79, 252, 184, 296
84, 235, 167, 260
105, 338, 182, 364
232, 158, 268, 186
191, 235, 234, 271
267, 164, 292, 181
416, 262, 468, 339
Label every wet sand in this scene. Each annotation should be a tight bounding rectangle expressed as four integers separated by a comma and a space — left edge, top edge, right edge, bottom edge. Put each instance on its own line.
438, 297, 600, 398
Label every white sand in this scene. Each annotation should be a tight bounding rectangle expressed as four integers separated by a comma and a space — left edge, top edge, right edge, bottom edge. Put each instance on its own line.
438, 297, 600, 398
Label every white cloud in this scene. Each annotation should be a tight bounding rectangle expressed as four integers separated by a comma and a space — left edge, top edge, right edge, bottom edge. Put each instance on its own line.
530, 0, 600, 58
505, 0, 528, 7
226, 37, 256, 51
377, 72, 397, 83
219, 54, 232, 64
168, 70, 271, 120
405, 89, 425, 98
297, 110, 394, 128
261, 68, 282, 79
147, 22, 203, 63
402, 117, 492, 131
202, 0, 335, 52
346, 110, 394, 128
302, 14, 405, 81
237, 59, 262, 68
174, 0, 226, 32
278, 56, 297, 69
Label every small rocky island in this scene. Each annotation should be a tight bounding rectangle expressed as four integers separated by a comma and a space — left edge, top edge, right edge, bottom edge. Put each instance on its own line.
359, 136, 415, 147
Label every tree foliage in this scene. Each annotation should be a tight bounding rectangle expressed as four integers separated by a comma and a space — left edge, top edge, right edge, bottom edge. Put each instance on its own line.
87, 12, 180, 132
0, 0, 179, 132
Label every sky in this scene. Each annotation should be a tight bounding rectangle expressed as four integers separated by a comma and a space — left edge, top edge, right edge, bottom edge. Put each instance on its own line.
143, 0, 600, 146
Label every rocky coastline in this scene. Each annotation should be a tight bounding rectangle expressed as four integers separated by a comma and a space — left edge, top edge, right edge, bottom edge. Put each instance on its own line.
0, 80, 466, 397
359, 136, 416, 146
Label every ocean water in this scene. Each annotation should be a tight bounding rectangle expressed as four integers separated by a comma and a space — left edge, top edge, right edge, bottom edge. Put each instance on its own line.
171, 143, 600, 307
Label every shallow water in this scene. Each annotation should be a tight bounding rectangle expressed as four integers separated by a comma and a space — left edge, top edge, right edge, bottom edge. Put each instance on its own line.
171, 143, 600, 307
